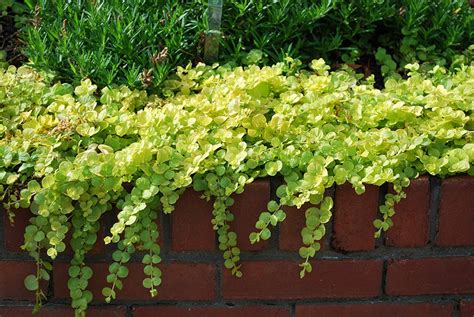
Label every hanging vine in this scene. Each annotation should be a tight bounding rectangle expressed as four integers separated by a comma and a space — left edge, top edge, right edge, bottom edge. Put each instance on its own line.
1, 56, 473, 315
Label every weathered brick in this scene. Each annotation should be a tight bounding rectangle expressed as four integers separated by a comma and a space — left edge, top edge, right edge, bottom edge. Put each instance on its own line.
385, 176, 430, 247
279, 203, 326, 252
332, 184, 379, 251
3, 208, 30, 252
229, 179, 271, 251
386, 257, 474, 295
171, 188, 215, 251
223, 260, 382, 299
460, 300, 474, 317
437, 176, 474, 246
54, 261, 215, 301
132, 306, 291, 317
295, 302, 453, 317
279, 187, 334, 251
279, 204, 306, 251
0, 305, 126, 317
0, 261, 42, 300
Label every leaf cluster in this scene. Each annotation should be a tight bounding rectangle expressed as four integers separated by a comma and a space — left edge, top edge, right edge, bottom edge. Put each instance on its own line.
1, 58, 473, 316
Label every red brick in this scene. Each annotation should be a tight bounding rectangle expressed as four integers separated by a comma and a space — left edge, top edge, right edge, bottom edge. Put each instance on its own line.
54, 261, 215, 301
279, 204, 326, 251
230, 179, 270, 251
460, 300, 474, 317
171, 189, 215, 251
223, 260, 382, 299
4, 208, 31, 252
386, 257, 474, 295
437, 176, 474, 246
0, 305, 126, 317
385, 176, 430, 247
332, 184, 379, 251
0, 261, 45, 300
132, 306, 290, 317
279, 204, 308, 251
295, 302, 453, 317
88, 306, 127, 317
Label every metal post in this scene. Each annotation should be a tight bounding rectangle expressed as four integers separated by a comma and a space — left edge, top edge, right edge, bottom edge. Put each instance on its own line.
204, 0, 223, 64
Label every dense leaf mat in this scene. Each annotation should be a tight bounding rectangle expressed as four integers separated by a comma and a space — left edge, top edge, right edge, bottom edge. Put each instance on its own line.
1, 59, 473, 315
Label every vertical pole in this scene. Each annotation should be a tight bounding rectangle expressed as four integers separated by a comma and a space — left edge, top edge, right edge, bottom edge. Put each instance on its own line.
204, 0, 223, 64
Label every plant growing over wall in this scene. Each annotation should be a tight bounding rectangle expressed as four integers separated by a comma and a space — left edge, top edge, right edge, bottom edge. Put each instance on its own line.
1, 57, 473, 315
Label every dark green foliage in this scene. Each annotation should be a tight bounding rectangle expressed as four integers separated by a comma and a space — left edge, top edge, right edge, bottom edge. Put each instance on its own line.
22, 0, 206, 89
396, 0, 473, 66
219, 0, 473, 69
219, 0, 395, 64
20, 0, 473, 89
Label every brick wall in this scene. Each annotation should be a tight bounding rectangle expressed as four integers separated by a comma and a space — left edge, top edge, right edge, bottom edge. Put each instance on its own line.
0, 176, 473, 316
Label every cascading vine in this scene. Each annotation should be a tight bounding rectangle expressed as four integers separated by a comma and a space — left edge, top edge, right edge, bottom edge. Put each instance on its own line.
1, 55, 473, 316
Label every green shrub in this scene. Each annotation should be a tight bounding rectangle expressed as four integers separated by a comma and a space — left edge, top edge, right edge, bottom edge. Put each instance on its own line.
1, 58, 473, 315
220, 0, 473, 69
20, 0, 472, 90
22, 0, 206, 89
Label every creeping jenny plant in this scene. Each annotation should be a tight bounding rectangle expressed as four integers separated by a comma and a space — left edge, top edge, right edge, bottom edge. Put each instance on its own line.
0, 58, 473, 316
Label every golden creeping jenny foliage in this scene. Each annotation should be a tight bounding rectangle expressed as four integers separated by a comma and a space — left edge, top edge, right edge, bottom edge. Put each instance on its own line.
1, 59, 473, 315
